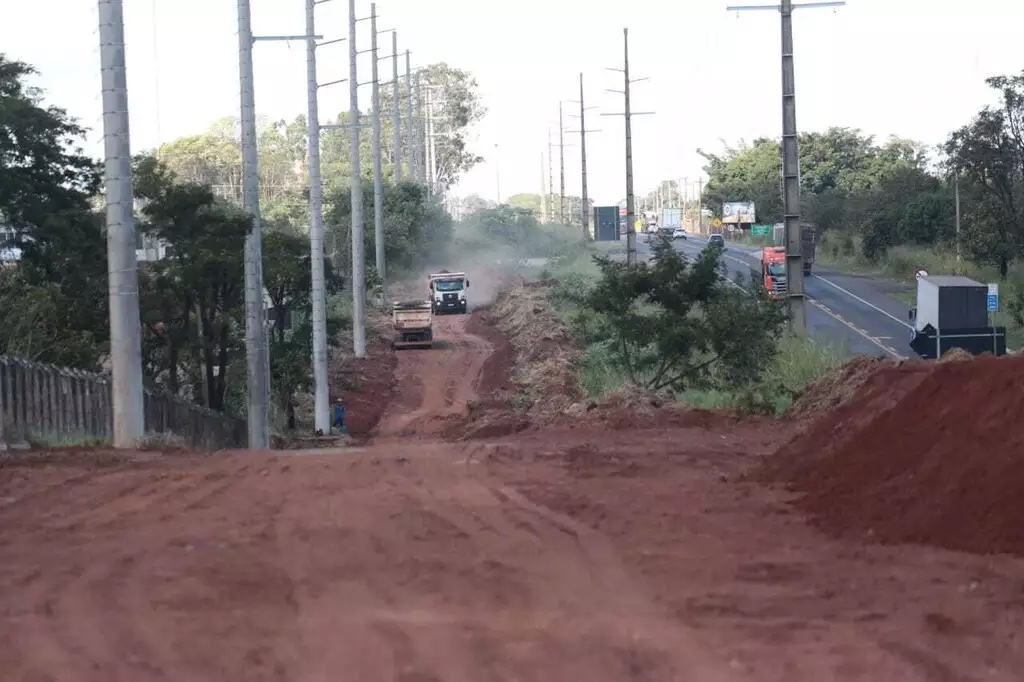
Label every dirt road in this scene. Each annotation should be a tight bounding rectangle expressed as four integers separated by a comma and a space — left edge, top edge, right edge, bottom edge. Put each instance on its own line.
375, 312, 496, 439
2, 310, 1024, 680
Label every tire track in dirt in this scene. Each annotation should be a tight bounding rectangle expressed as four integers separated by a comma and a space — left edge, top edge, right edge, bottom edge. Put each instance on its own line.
375, 311, 494, 438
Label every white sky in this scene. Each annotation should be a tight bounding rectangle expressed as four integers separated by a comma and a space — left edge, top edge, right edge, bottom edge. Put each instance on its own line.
3, 0, 1023, 205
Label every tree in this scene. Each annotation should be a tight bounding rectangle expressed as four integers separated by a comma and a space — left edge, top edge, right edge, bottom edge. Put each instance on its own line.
0, 54, 109, 368
326, 181, 453, 276
458, 205, 583, 259
699, 127, 952, 258
262, 231, 345, 425
944, 73, 1024, 276
581, 239, 786, 392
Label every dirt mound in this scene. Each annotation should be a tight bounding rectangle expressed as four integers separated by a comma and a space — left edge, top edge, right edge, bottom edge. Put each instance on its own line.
330, 329, 398, 437
785, 355, 899, 419
938, 347, 976, 362
486, 282, 581, 416
763, 354, 1024, 556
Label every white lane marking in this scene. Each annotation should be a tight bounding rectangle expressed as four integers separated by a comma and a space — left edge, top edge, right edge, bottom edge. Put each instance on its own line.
810, 273, 913, 330
806, 299, 907, 360
675, 242, 905, 358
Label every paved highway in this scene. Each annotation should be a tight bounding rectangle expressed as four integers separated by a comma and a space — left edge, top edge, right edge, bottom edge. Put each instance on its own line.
627, 233, 915, 359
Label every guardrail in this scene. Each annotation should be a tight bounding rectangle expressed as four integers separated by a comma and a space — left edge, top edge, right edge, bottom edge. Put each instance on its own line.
0, 356, 247, 450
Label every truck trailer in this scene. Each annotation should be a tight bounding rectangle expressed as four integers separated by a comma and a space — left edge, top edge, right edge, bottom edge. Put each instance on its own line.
392, 301, 433, 349
772, 223, 817, 275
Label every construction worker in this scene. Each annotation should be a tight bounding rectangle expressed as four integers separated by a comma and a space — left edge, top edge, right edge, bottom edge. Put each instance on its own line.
333, 398, 346, 434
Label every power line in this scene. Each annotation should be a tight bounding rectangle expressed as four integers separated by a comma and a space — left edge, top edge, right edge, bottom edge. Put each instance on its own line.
98, 0, 145, 447
602, 27, 654, 266
727, 0, 845, 331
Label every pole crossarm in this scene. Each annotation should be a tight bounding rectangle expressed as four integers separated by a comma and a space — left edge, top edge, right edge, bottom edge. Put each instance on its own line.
727, 1, 844, 7
601, 112, 655, 116
317, 37, 346, 47
254, 34, 321, 41
318, 78, 348, 88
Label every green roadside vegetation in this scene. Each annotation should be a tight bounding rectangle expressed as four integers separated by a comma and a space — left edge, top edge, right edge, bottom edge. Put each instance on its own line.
540, 244, 844, 414
462, 206, 845, 415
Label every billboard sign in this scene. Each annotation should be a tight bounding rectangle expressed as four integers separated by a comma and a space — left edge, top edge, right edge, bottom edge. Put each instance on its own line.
722, 201, 755, 224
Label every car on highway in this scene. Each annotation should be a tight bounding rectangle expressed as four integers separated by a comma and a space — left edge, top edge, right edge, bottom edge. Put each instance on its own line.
708, 234, 725, 247
672, 228, 686, 240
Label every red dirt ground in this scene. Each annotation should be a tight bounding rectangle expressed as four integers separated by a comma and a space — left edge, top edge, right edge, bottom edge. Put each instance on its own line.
764, 353, 1024, 556
330, 332, 397, 437
3, 306, 1024, 680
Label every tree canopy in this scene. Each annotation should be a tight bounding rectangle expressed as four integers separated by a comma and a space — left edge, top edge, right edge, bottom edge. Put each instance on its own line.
0, 51, 486, 428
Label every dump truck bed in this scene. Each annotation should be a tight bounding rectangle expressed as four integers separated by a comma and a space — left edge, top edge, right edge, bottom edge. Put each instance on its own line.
392, 301, 433, 349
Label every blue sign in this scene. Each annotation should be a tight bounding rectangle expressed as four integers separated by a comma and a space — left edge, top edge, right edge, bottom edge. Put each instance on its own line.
988, 283, 999, 312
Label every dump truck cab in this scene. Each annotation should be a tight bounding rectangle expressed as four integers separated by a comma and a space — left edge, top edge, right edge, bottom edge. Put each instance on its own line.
755, 246, 787, 299
428, 271, 469, 314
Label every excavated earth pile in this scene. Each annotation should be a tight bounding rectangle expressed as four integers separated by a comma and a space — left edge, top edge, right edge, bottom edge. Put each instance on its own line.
763, 353, 1024, 556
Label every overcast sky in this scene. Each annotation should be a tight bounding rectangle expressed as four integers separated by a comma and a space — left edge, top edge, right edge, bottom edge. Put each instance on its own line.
4, 0, 1023, 205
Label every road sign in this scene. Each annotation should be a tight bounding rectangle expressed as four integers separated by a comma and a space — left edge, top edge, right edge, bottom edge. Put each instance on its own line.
988, 283, 999, 312
751, 224, 771, 236
711, 217, 723, 228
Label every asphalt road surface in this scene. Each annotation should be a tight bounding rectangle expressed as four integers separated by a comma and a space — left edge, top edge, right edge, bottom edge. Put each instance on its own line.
628, 233, 915, 359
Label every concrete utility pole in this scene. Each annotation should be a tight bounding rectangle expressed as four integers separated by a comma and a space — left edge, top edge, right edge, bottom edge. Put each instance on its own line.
540, 152, 547, 220
414, 72, 426, 186
425, 83, 435, 194
727, 0, 844, 331
391, 32, 401, 182
546, 128, 554, 222
239, 4, 317, 447
602, 27, 654, 266
954, 173, 961, 265
98, 0, 144, 447
404, 50, 413, 183
304, 0, 331, 435
369, 4, 386, 305
558, 102, 566, 224
567, 72, 600, 239
348, 0, 366, 357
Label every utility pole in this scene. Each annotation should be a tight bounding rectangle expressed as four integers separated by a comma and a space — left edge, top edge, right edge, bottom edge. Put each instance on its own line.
425, 82, 437, 195
368, 4, 387, 306
954, 173, 961, 266
602, 27, 654, 266
303, 0, 334, 435
567, 72, 600, 238
559, 102, 566, 224
727, 0, 844, 331
404, 50, 413, 184
348, 0, 366, 357
239, 5, 317, 448
98, 0, 144, 447
414, 72, 426, 186
540, 152, 547, 221
546, 128, 554, 222
391, 31, 401, 182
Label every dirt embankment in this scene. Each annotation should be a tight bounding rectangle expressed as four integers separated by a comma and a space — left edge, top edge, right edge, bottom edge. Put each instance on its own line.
763, 352, 1024, 556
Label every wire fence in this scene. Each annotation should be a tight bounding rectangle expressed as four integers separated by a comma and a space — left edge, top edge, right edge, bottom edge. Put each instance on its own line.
0, 356, 247, 450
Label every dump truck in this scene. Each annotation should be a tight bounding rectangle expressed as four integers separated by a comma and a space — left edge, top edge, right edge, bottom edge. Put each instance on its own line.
392, 300, 433, 349
772, 222, 817, 275
750, 246, 788, 300
428, 270, 469, 314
